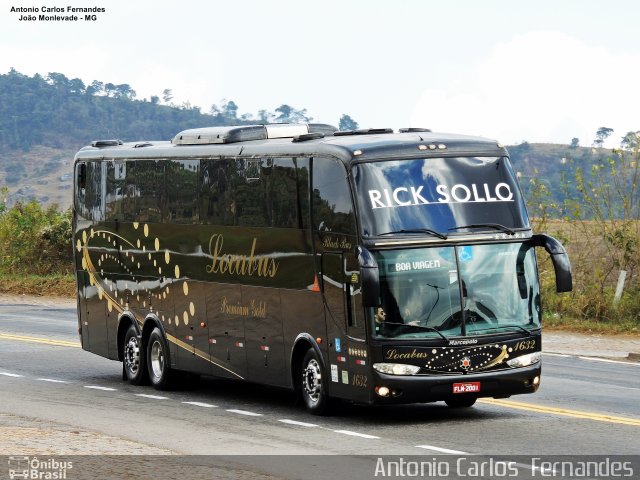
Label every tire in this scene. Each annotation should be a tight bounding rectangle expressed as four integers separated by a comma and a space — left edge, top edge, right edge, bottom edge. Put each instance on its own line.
300, 348, 329, 415
147, 327, 175, 390
123, 324, 148, 385
445, 396, 477, 408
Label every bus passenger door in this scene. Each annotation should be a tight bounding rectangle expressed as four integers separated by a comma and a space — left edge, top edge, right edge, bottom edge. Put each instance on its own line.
321, 251, 370, 402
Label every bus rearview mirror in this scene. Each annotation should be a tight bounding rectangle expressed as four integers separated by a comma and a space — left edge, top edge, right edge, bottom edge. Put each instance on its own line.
532, 234, 573, 293
358, 247, 380, 307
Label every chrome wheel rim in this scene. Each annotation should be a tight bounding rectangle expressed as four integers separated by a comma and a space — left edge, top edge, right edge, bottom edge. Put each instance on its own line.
302, 358, 322, 403
150, 340, 164, 380
124, 336, 140, 375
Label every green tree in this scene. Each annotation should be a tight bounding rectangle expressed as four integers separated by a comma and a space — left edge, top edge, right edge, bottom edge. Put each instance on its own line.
338, 114, 358, 130
593, 127, 614, 148
621, 131, 639, 151
570, 137, 580, 148
274, 104, 311, 123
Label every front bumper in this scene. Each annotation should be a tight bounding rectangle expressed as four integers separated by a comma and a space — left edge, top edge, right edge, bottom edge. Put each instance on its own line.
370, 364, 541, 404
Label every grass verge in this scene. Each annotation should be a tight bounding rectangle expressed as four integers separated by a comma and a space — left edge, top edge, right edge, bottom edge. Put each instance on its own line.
0, 274, 75, 297
543, 315, 640, 336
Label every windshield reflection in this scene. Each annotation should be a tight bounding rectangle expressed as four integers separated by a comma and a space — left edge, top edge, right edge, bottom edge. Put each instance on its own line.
373, 243, 540, 339
353, 157, 529, 237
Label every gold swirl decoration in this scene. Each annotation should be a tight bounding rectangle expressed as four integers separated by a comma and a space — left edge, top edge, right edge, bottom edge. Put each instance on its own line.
423, 344, 510, 373
78, 223, 243, 379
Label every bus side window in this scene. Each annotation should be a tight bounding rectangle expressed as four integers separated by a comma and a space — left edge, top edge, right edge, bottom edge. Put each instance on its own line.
167, 159, 198, 223
83, 161, 104, 221
311, 157, 356, 235
76, 163, 87, 216
233, 158, 268, 227
200, 158, 234, 225
266, 158, 300, 229
135, 159, 165, 223
105, 160, 127, 221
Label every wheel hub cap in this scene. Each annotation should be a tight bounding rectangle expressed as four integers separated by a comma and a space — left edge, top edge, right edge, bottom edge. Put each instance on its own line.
150, 340, 164, 379
124, 336, 140, 375
303, 359, 322, 403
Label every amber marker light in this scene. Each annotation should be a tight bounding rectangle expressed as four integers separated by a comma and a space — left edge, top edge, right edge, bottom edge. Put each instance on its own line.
200, 322, 206, 328
316, 337, 322, 344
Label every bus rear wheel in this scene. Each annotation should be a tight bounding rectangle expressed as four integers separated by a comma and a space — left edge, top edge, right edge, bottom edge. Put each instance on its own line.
300, 348, 329, 415
123, 325, 148, 385
147, 327, 174, 390
445, 397, 477, 408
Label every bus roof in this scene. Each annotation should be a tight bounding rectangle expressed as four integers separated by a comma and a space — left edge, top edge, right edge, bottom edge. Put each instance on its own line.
75, 123, 508, 164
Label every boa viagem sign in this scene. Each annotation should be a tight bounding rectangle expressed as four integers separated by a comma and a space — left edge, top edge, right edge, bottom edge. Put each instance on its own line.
368, 182, 514, 209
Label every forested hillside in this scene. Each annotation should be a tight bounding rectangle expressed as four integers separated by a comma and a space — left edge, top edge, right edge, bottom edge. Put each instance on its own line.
0, 69, 334, 206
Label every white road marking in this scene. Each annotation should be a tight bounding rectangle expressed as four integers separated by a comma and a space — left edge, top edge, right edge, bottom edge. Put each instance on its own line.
226, 409, 263, 417
0, 372, 23, 377
83, 385, 117, 391
415, 445, 468, 454
578, 356, 640, 366
333, 429, 380, 439
37, 378, 69, 383
182, 401, 217, 408
279, 419, 319, 428
135, 394, 169, 400
543, 353, 570, 358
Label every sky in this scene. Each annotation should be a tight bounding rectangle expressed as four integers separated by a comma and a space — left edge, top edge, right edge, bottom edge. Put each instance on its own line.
2, 0, 639, 147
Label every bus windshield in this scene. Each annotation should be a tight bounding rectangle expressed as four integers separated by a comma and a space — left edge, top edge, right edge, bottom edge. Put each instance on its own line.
372, 242, 541, 339
352, 157, 529, 237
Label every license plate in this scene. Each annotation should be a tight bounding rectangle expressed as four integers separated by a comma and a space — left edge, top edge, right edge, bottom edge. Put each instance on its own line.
453, 382, 480, 394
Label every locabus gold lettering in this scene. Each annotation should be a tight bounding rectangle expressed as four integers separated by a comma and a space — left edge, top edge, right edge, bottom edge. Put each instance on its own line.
206, 234, 279, 278
384, 348, 429, 361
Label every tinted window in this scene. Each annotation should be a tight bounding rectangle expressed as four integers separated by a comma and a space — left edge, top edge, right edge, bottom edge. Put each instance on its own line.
353, 157, 529, 236
83, 161, 104, 221
134, 160, 165, 223
166, 159, 198, 223
200, 157, 306, 229
312, 157, 355, 234
200, 158, 235, 225
105, 160, 127, 221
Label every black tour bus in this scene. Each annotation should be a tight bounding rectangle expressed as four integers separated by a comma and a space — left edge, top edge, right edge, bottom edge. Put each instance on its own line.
72, 123, 572, 414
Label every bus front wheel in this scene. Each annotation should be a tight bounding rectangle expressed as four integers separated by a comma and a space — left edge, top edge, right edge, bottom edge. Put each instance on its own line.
123, 325, 148, 385
147, 327, 174, 390
301, 348, 329, 415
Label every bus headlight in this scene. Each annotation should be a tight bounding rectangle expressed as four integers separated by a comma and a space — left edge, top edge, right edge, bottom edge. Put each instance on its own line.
507, 352, 541, 368
373, 363, 421, 375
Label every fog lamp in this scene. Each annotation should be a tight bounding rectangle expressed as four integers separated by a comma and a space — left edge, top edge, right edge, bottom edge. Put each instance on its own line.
375, 386, 390, 397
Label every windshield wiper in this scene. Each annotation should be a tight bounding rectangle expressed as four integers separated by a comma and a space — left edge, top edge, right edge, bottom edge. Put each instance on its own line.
377, 228, 447, 240
468, 324, 535, 336
380, 321, 449, 341
448, 223, 516, 235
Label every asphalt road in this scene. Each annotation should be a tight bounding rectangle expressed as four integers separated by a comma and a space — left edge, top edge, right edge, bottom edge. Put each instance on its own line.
0, 301, 638, 477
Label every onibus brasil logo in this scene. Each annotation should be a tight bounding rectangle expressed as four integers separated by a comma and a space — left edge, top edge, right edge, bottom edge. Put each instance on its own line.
8, 457, 72, 479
